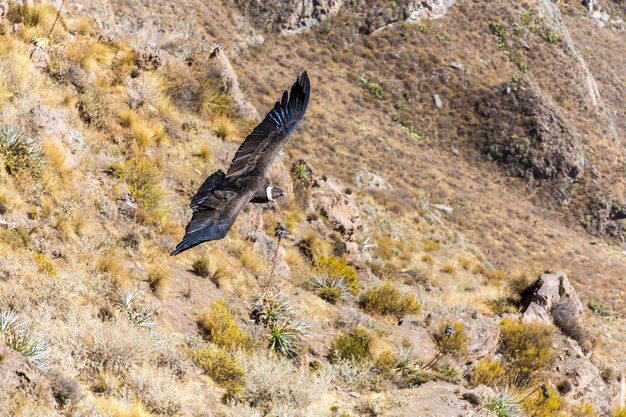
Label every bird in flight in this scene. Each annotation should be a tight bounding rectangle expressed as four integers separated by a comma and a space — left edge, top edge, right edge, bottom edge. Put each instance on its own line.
171, 71, 310, 256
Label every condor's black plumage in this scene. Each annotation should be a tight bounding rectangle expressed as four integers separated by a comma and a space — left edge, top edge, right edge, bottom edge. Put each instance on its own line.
171, 71, 310, 256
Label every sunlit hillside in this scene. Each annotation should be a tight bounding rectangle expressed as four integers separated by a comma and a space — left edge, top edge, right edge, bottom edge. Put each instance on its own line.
0, 1, 624, 417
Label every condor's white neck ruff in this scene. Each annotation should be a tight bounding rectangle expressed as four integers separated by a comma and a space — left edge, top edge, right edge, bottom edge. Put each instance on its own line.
266, 186, 273, 202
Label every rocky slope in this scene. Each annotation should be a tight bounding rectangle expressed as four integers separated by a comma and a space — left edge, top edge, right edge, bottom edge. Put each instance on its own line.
0, 0, 625, 416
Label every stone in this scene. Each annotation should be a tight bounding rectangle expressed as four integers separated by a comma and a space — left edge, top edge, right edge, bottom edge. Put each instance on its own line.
206, 45, 260, 121
398, 382, 496, 417
521, 271, 584, 325
450, 62, 465, 70
433, 204, 453, 214
28, 45, 50, 68
249, 230, 291, 278
117, 183, 137, 218
355, 169, 390, 190
433, 94, 443, 108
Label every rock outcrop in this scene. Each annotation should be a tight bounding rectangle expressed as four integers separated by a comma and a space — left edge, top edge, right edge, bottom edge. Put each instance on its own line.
473, 77, 585, 190
521, 271, 589, 350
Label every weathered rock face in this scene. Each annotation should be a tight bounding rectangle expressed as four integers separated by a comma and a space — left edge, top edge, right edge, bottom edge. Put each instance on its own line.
234, 0, 457, 34
581, 191, 626, 239
552, 333, 613, 416
233, 0, 345, 33
309, 176, 363, 238
521, 271, 590, 351
28, 105, 85, 167
473, 78, 585, 190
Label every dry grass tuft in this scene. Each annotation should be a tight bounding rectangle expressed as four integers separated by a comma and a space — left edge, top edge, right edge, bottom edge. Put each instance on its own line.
67, 39, 116, 71
192, 345, 246, 396
212, 115, 238, 141
147, 263, 170, 297
119, 110, 168, 148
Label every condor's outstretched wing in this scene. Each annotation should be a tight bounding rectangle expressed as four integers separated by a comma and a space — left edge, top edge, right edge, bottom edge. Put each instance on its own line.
170, 179, 249, 256
226, 71, 310, 179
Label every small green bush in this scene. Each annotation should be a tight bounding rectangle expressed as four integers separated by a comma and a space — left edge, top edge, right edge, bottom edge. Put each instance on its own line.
329, 328, 372, 364
358, 73, 385, 99
315, 256, 360, 296
191, 345, 245, 395
313, 276, 353, 304
485, 391, 520, 417
198, 299, 251, 350
192, 258, 211, 277
499, 318, 556, 381
544, 31, 560, 44
360, 283, 420, 319
588, 301, 610, 317
489, 21, 508, 49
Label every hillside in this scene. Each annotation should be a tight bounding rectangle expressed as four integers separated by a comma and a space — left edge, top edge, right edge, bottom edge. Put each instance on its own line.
0, 1, 625, 417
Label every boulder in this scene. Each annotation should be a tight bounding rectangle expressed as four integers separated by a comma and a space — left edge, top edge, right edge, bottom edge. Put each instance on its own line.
355, 169, 390, 190
521, 271, 589, 351
552, 334, 613, 415
248, 230, 290, 279
521, 271, 584, 325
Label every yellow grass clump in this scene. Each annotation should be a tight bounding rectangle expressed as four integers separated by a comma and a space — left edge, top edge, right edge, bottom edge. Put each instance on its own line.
119, 110, 168, 148
198, 299, 251, 350
360, 283, 421, 319
192, 345, 246, 396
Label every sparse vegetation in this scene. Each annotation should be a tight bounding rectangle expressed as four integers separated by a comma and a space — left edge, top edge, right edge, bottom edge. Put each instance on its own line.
313, 276, 353, 304
489, 21, 508, 49
109, 158, 166, 216
499, 318, 556, 382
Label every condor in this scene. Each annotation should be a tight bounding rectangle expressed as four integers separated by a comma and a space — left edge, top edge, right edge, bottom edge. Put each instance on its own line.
171, 72, 310, 256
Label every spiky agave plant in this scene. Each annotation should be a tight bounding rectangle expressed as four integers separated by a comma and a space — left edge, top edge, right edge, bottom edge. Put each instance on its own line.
113, 289, 156, 329
394, 348, 418, 375
250, 291, 293, 327
0, 128, 43, 177
484, 390, 521, 417
0, 309, 48, 367
312, 276, 354, 304
268, 320, 309, 357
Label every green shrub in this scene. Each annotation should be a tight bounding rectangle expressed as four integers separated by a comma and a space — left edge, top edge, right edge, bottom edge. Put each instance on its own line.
499, 318, 556, 381
521, 385, 563, 417
268, 320, 307, 357
34, 252, 57, 276
329, 328, 371, 364
315, 256, 360, 296
358, 73, 385, 99
489, 21, 508, 49
544, 31, 560, 44
192, 258, 211, 277
360, 283, 420, 319
588, 301, 610, 317
485, 391, 520, 417
198, 299, 251, 350
191, 345, 245, 395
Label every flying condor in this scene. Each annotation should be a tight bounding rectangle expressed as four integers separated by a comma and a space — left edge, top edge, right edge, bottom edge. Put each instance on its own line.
171, 71, 311, 256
